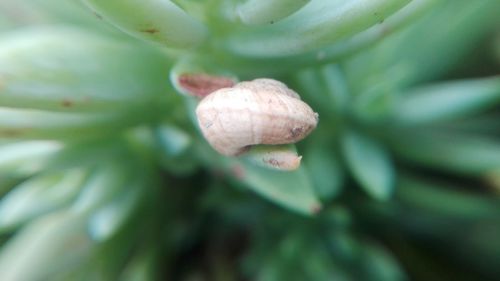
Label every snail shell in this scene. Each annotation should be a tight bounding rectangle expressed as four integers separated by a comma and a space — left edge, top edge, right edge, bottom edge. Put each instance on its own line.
196, 78, 319, 156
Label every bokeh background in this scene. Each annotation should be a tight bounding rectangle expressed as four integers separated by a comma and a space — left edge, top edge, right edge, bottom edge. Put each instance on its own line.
0, 1, 499, 280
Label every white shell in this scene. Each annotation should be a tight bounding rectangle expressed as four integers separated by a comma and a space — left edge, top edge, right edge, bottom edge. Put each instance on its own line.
196, 78, 318, 156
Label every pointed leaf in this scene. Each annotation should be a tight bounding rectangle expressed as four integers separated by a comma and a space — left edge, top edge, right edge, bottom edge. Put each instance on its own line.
88, 178, 144, 241
397, 174, 500, 219
342, 130, 395, 200
233, 159, 321, 215
0, 27, 170, 112
237, 0, 310, 26
304, 144, 344, 200
361, 242, 407, 281
0, 141, 62, 177
0, 212, 91, 281
393, 77, 500, 125
390, 130, 500, 175
72, 162, 130, 215
82, 0, 208, 48
227, 0, 411, 57
0, 169, 87, 231
0, 107, 147, 140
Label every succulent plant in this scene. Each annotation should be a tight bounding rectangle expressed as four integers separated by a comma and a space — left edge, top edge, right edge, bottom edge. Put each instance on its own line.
0, 0, 499, 280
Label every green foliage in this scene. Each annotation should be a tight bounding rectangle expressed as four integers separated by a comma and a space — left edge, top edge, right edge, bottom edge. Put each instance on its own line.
0, 0, 499, 280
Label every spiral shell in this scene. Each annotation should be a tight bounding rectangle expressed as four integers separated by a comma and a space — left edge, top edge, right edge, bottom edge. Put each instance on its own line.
195, 78, 319, 156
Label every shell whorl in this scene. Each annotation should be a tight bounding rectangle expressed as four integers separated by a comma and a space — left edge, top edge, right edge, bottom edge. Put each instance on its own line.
195, 78, 319, 156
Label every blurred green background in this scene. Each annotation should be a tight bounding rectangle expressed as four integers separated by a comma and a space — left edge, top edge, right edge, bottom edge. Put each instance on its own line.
0, 0, 499, 280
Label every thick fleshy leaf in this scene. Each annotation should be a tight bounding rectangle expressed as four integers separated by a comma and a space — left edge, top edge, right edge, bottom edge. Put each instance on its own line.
342, 130, 395, 200
0, 141, 62, 177
0, 26, 170, 112
0, 107, 147, 140
120, 248, 157, 281
348, 0, 500, 90
227, 0, 411, 57
43, 139, 128, 171
155, 125, 191, 156
237, 0, 310, 26
392, 77, 500, 125
82, 0, 208, 48
72, 162, 131, 215
217, 0, 439, 75
88, 177, 144, 241
232, 158, 321, 215
397, 174, 500, 219
304, 143, 344, 200
361, 242, 408, 281
389, 130, 500, 175
0, 211, 92, 281
0, 169, 87, 231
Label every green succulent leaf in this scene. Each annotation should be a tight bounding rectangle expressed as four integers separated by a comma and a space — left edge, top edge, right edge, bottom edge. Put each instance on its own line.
342, 130, 395, 200
397, 174, 500, 219
221, 0, 440, 74
237, 0, 310, 26
72, 161, 132, 215
0, 211, 91, 281
89, 182, 144, 241
0, 0, 498, 279
226, 0, 412, 57
0, 169, 87, 232
0, 26, 170, 113
155, 125, 191, 157
304, 142, 345, 201
392, 77, 500, 125
43, 139, 129, 171
120, 248, 157, 281
361, 242, 408, 281
389, 130, 500, 175
0, 107, 149, 140
349, 0, 500, 89
233, 159, 321, 215
0, 141, 62, 177
82, 0, 208, 48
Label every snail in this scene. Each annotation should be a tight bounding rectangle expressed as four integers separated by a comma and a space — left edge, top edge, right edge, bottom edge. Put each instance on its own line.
195, 78, 319, 157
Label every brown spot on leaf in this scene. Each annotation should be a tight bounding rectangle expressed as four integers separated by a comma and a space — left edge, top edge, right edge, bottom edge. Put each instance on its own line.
61, 99, 73, 107
311, 203, 322, 214
178, 73, 235, 98
0, 128, 26, 137
93, 11, 103, 19
141, 28, 159, 34
231, 164, 245, 180
0, 76, 6, 90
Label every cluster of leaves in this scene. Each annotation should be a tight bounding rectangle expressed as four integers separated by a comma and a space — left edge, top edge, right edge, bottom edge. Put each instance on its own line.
0, 0, 499, 280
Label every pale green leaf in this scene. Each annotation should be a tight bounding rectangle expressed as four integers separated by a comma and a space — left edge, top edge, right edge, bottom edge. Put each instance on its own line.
227, 0, 411, 57
82, 0, 208, 48
0, 141, 62, 177
392, 77, 500, 125
234, 159, 321, 215
0, 169, 87, 231
342, 130, 395, 200
304, 144, 344, 200
397, 174, 500, 219
237, 0, 310, 26
0, 211, 92, 281
390, 130, 500, 175
0, 26, 170, 112
88, 178, 144, 241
